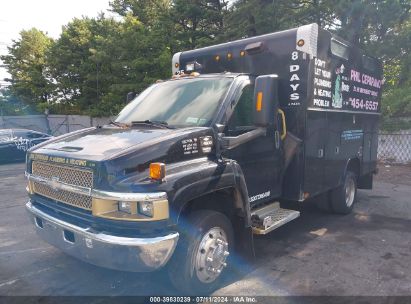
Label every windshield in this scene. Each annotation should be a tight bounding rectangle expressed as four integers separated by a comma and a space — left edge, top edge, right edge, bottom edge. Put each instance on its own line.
116, 77, 233, 127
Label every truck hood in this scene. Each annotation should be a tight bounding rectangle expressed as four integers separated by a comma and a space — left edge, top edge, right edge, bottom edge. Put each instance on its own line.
32, 126, 207, 162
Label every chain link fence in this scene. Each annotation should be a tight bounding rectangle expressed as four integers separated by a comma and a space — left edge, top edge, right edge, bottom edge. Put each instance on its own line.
378, 130, 411, 164
0, 115, 110, 136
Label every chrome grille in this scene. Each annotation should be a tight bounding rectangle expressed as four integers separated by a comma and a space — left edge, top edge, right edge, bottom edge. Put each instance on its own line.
32, 161, 93, 188
31, 161, 93, 210
32, 182, 92, 210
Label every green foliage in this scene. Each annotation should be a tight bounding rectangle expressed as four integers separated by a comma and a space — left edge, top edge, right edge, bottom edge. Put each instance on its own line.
110, 0, 171, 26
1, 28, 54, 105
169, 0, 228, 49
0, 88, 37, 115
47, 14, 171, 116
223, 0, 302, 39
0, 0, 410, 122
381, 116, 411, 132
382, 85, 411, 117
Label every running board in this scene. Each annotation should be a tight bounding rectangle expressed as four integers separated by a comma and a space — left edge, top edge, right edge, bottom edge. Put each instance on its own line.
251, 202, 300, 235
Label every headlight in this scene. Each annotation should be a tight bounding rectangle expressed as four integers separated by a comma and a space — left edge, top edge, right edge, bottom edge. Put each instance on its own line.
138, 201, 154, 217
93, 197, 169, 221
118, 201, 133, 214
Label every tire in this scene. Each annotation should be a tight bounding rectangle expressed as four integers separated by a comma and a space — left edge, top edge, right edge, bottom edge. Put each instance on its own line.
329, 170, 357, 214
167, 210, 234, 294
315, 192, 332, 212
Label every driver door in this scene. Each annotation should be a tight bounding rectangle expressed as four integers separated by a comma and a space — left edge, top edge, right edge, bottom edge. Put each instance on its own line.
222, 80, 284, 205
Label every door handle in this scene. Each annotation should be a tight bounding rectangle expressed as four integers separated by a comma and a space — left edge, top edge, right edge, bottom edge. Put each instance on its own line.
277, 109, 287, 140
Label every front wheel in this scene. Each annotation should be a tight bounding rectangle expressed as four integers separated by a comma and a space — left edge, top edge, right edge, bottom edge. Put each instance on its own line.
167, 210, 234, 294
329, 170, 358, 214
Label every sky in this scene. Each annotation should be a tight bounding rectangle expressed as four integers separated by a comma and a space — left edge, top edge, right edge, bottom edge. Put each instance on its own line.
0, 0, 113, 87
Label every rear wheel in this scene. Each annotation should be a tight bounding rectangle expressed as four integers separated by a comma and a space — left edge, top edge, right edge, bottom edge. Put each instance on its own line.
329, 170, 357, 214
315, 192, 331, 212
168, 210, 234, 294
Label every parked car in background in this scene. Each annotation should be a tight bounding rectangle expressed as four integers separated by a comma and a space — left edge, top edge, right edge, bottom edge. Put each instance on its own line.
0, 129, 52, 164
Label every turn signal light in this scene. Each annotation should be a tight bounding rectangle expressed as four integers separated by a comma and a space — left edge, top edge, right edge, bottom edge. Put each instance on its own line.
150, 162, 166, 180
256, 92, 263, 112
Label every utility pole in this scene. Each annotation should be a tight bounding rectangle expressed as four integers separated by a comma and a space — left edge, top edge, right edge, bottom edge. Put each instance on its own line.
96, 62, 100, 103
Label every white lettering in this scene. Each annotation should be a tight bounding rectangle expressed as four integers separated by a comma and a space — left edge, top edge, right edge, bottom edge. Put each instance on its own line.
290, 74, 300, 81
249, 191, 271, 203
315, 58, 326, 68
341, 82, 350, 92
313, 98, 329, 107
290, 65, 300, 72
314, 78, 332, 88
290, 83, 300, 91
290, 93, 300, 100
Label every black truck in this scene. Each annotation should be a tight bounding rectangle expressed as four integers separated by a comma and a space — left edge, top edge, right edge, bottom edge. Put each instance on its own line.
25, 23, 383, 293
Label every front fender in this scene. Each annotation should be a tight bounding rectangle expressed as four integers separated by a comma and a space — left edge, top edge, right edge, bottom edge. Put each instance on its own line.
165, 158, 251, 227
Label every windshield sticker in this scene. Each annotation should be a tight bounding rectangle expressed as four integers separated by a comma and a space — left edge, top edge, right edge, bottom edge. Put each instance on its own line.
182, 138, 198, 155
186, 117, 199, 124
198, 118, 207, 125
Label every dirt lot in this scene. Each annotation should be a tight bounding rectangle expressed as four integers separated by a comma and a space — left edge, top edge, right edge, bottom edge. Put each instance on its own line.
0, 163, 410, 297
375, 163, 411, 186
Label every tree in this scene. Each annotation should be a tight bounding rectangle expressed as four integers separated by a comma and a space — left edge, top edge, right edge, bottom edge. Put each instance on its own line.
110, 0, 228, 50
47, 14, 171, 116
169, 0, 228, 49
2, 0, 409, 122
1, 28, 54, 105
46, 16, 122, 114
110, 0, 171, 27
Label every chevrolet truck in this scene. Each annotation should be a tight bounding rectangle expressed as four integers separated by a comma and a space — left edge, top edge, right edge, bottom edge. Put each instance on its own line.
25, 24, 383, 293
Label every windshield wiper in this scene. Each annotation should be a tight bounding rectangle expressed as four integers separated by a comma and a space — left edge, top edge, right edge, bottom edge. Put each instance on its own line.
131, 120, 174, 129
108, 120, 128, 128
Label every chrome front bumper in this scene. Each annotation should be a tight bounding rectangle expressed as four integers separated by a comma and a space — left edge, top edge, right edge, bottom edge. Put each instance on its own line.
26, 201, 179, 272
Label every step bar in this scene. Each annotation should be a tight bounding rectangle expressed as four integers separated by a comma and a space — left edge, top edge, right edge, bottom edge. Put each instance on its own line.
251, 202, 300, 235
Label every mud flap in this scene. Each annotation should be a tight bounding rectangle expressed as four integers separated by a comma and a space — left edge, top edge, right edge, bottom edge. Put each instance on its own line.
233, 217, 255, 259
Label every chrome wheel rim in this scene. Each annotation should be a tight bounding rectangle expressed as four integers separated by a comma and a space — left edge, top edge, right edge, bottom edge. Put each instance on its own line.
195, 227, 229, 283
345, 176, 355, 207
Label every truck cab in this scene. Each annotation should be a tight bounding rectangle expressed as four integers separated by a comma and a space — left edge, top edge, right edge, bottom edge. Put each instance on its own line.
25, 24, 382, 293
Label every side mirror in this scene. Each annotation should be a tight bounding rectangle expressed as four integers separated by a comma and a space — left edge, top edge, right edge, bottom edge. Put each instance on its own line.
253, 74, 279, 127
126, 92, 137, 103
220, 128, 266, 150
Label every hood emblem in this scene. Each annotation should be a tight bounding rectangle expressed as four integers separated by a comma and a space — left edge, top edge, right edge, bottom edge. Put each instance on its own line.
50, 176, 60, 191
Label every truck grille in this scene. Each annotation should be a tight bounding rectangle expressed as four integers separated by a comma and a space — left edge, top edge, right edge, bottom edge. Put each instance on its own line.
31, 161, 93, 210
